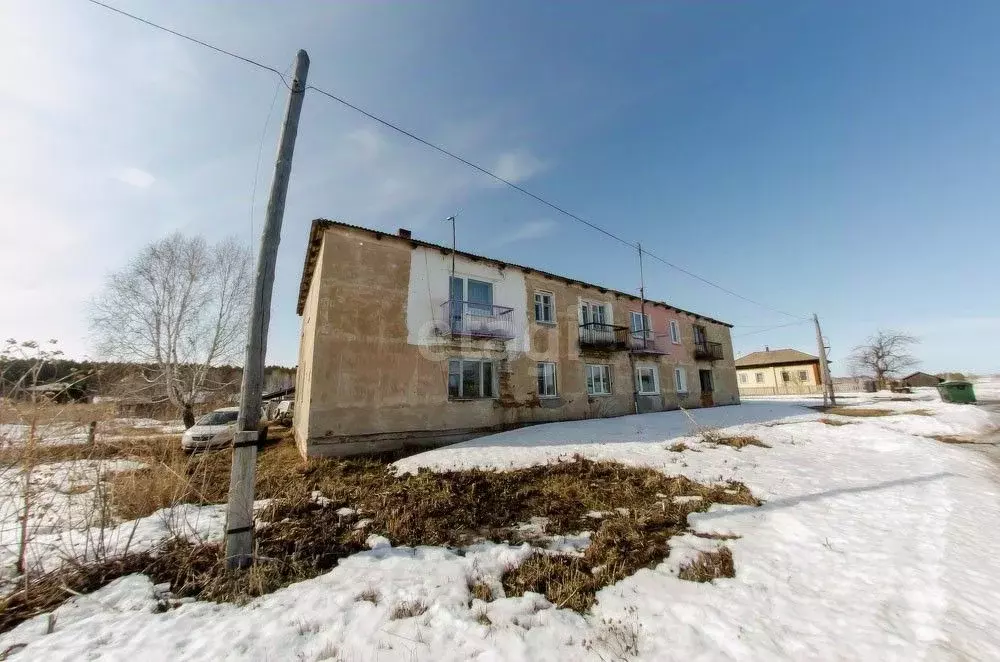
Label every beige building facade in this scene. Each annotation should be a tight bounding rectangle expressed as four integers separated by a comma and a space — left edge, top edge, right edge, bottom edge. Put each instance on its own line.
735, 348, 822, 396
294, 220, 739, 457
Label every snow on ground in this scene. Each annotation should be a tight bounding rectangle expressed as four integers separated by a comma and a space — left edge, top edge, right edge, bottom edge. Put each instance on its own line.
0, 418, 184, 447
973, 377, 1000, 401
0, 458, 265, 590
3, 401, 1000, 660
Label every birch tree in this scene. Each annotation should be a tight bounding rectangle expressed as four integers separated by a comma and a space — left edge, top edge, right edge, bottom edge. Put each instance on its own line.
90, 234, 251, 427
848, 330, 919, 388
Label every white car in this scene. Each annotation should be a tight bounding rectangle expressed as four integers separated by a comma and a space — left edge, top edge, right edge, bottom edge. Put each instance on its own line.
181, 407, 239, 451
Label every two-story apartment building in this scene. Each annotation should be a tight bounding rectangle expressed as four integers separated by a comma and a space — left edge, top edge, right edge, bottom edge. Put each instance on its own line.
293, 220, 739, 457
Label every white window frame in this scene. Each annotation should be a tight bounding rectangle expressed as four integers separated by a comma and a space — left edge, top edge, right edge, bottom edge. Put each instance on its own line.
674, 367, 688, 394
534, 291, 555, 324
580, 301, 609, 326
798, 370, 808, 381
537, 362, 558, 398
586, 364, 612, 396
447, 358, 497, 399
669, 320, 681, 344
739, 373, 748, 384
755, 372, 764, 384
629, 311, 653, 339
781, 371, 790, 383
636, 365, 659, 395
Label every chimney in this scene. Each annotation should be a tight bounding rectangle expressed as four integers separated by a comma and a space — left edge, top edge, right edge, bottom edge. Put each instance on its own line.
765, 346, 770, 352
398, 228, 412, 239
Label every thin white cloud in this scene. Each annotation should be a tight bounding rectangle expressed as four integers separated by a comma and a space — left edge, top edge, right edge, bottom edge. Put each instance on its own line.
493, 149, 546, 184
114, 167, 156, 189
496, 219, 557, 246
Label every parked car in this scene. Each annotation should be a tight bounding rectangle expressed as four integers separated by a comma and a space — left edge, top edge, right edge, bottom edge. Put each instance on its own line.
181, 406, 239, 452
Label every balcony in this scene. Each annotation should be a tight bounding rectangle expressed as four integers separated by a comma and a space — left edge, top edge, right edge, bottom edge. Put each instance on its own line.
694, 340, 724, 361
440, 300, 515, 340
578, 322, 630, 351
627, 332, 667, 354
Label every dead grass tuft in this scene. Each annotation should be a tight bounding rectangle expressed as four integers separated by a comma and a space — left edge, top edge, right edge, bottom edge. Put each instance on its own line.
473, 607, 492, 626
356, 587, 380, 605
817, 407, 893, 417
702, 432, 770, 449
667, 442, 690, 453
469, 581, 493, 602
678, 547, 735, 583
692, 531, 741, 540
818, 418, 852, 426
930, 435, 975, 444
389, 600, 428, 620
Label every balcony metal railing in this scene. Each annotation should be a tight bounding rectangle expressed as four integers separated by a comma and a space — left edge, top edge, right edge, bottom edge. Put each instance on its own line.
627, 331, 667, 354
440, 300, 515, 340
578, 322, 630, 350
694, 340, 724, 361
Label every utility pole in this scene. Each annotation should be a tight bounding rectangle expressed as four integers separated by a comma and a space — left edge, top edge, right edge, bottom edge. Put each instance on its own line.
813, 313, 836, 407
446, 215, 457, 278
637, 243, 647, 351
225, 49, 310, 569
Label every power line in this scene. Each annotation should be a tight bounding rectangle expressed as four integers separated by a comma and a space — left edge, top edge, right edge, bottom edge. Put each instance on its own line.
84, 0, 291, 89
83, 0, 807, 321
732, 320, 810, 338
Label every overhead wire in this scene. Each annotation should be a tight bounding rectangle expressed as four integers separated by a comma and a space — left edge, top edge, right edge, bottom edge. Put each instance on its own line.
83, 0, 808, 322
732, 320, 811, 338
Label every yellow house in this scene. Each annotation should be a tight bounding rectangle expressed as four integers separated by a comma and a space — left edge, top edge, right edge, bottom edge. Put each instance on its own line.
735, 348, 822, 396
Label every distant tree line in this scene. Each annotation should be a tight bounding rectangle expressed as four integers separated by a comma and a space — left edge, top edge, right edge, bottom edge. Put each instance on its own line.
0, 356, 295, 401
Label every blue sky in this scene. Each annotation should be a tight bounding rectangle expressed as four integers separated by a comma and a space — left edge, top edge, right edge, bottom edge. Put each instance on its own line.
3, 0, 999, 375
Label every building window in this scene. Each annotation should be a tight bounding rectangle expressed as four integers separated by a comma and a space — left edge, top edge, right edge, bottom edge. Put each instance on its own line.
674, 367, 688, 394
781, 371, 790, 383
629, 312, 652, 339
537, 362, 557, 397
740, 373, 748, 384
669, 320, 681, 344
534, 291, 555, 323
586, 364, 612, 395
448, 359, 495, 399
798, 370, 808, 381
755, 372, 764, 384
581, 301, 608, 325
636, 365, 659, 395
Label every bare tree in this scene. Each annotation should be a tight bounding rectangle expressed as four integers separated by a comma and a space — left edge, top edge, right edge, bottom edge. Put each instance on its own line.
848, 330, 919, 388
90, 234, 251, 427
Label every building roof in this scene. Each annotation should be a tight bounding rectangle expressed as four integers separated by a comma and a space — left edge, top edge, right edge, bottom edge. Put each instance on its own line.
901, 371, 943, 381
296, 219, 733, 327
735, 348, 819, 368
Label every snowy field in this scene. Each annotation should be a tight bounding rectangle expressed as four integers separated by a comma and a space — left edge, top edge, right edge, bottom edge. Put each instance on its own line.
2, 398, 1000, 661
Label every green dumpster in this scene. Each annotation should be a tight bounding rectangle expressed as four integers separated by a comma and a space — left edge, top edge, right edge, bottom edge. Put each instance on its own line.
937, 380, 977, 404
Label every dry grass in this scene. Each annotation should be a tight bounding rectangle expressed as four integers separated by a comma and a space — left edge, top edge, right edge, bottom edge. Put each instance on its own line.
701, 431, 770, 449
677, 547, 735, 582
0, 402, 115, 426
389, 600, 428, 620
0, 446, 761, 630
469, 581, 493, 602
356, 587, 380, 604
818, 418, 852, 426
817, 407, 893, 417
667, 442, 691, 453
930, 435, 975, 444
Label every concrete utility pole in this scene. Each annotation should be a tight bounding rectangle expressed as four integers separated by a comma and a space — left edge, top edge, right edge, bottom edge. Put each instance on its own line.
225, 49, 310, 569
813, 313, 836, 407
